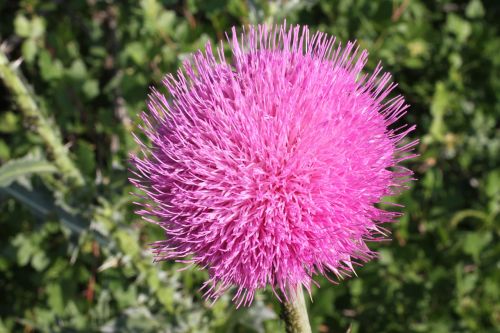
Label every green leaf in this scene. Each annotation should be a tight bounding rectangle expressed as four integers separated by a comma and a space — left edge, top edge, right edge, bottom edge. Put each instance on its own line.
67, 59, 88, 80
46, 283, 64, 313
463, 232, 492, 261
466, 0, 485, 19
378, 249, 394, 265
446, 14, 472, 43
38, 51, 64, 81
14, 15, 45, 39
0, 154, 57, 187
31, 252, 50, 271
485, 170, 500, 198
429, 82, 449, 141
142, 0, 162, 20
82, 79, 99, 99
0, 141, 10, 161
156, 11, 176, 34
0, 111, 19, 133
31, 16, 45, 39
14, 14, 31, 37
21, 39, 37, 64
12, 234, 35, 266
124, 42, 147, 65
116, 230, 140, 257
157, 286, 174, 312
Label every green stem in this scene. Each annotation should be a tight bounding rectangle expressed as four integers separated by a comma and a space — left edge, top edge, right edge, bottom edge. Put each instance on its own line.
281, 286, 312, 333
0, 49, 84, 188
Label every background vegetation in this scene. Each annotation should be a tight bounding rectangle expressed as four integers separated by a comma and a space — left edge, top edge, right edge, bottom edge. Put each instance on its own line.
0, 0, 499, 332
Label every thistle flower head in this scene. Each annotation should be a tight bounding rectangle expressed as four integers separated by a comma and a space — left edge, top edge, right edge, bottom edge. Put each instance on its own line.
130, 23, 417, 307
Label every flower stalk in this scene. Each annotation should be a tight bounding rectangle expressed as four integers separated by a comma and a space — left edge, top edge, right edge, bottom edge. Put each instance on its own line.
281, 286, 312, 333
0, 48, 84, 188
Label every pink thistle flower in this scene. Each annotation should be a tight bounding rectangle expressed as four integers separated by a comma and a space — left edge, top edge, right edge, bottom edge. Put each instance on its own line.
130, 22, 417, 307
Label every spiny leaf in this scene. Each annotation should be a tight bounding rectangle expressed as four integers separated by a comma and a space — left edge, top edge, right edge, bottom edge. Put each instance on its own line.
0, 154, 57, 187
1, 182, 108, 246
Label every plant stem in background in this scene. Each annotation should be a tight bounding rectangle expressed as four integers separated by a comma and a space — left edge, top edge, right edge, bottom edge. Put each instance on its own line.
281, 286, 312, 333
0, 48, 85, 188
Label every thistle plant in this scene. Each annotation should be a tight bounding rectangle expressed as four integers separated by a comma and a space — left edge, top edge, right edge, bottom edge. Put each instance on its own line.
131, 22, 416, 332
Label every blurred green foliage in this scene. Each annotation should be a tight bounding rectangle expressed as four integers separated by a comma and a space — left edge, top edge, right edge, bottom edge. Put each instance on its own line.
0, 0, 499, 332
